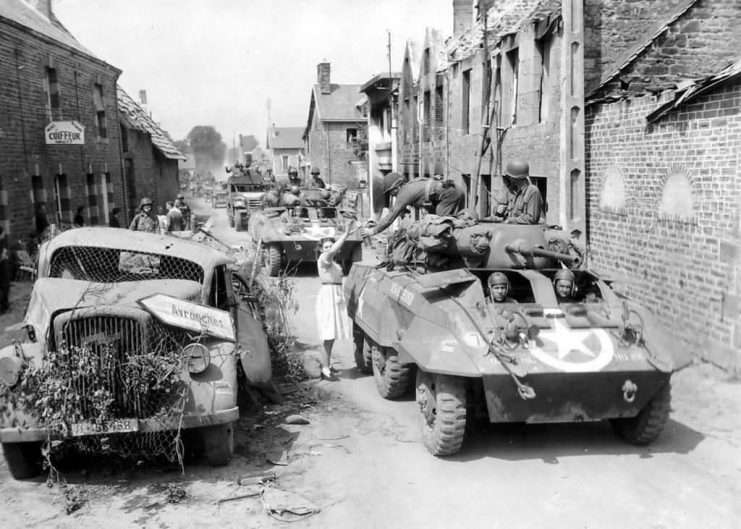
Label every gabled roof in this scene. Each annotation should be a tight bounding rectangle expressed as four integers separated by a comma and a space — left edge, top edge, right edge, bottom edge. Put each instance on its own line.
0, 0, 100, 61
587, 0, 700, 98
266, 127, 305, 150
311, 84, 366, 122
117, 86, 186, 160
646, 57, 741, 123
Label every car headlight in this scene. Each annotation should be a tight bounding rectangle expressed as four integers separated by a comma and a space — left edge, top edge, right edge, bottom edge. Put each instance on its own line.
184, 343, 211, 374
234, 199, 245, 207
0, 356, 23, 388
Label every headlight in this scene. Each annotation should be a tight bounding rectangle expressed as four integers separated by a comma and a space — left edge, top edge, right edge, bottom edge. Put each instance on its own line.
0, 356, 23, 388
234, 199, 245, 207
184, 343, 210, 374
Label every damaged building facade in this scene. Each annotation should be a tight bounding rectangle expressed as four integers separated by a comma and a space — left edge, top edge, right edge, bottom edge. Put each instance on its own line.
0, 0, 123, 236
394, 0, 741, 369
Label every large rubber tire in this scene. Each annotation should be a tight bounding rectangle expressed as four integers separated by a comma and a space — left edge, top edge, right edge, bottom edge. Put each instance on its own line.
203, 422, 234, 466
416, 371, 467, 457
371, 344, 414, 399
265, 245, 283, 277
611, 382, 671, 445
352, 326, 372, 374
2, 442, 43, 479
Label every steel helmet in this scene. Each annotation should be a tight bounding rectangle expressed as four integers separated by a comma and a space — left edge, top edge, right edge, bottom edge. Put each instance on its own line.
311, 166, 321, 175
288, 166, 298, 175
290, 186, 300, 195
505, 160, 530, 179
139, 197, 153, 207
176, 193, 184, 200
382, 172, 405, 194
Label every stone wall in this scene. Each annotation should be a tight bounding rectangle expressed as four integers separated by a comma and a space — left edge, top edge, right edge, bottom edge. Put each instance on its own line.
585, 81, 741, 370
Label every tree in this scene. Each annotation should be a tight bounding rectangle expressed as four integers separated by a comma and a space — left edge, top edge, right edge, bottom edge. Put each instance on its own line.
186, 126, 227, 172
173, 139, 191, 154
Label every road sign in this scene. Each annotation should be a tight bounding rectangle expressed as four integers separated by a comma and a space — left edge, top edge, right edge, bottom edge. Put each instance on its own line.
139, 294, 235, 341
45, 121, 85, 145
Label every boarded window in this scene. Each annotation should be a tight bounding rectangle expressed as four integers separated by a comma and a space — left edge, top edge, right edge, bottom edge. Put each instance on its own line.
93, 83, 107, 139
600, 165, 627, 214
44, 67, 61, 121
536, 34, 552, 123
660, 169, 695, 223
505, 48, 519, 126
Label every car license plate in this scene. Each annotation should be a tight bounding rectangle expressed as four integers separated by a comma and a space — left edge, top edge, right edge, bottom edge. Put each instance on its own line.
71, 418, 139, 437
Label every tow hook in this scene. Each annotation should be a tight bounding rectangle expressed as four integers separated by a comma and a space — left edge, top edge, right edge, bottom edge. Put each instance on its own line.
622, 380, 637, 403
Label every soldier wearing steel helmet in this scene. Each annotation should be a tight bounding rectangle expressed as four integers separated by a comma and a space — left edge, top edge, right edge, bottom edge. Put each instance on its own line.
310, 166, 326, 189
360, 172, 465, 238
496, 160, 544, 225
488, 272, 517, 303
129, 197, 161, 233
553, 268, 577, 303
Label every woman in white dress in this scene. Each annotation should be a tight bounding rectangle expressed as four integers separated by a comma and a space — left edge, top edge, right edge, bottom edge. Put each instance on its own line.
315, 221, 355, 380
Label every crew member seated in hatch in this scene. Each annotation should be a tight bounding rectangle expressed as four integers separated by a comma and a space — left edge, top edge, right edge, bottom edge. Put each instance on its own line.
553, 269, 577, 303
488, 272, 517, 303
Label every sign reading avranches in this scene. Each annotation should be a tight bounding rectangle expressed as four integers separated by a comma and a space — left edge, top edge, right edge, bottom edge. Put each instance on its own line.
45, 120, 85, 145
139, 294, 235, 341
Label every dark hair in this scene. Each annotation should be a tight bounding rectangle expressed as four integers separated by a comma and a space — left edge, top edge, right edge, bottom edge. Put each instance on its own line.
315, 237, 336, 258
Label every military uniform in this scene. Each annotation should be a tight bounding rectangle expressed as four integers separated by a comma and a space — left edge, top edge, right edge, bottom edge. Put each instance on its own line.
129, 212, 160, 233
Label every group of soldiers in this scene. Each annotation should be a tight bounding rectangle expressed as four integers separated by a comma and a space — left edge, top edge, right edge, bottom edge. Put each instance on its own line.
129, 193, 191, 234
487, 268, 577, 305
358, 159, 544, 240
262, 184, 343, 209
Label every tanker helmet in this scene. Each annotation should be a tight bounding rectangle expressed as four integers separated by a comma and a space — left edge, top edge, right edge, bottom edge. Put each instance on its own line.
290, 186, 300, 196
382, 172, 405, 194
139, 197, 153, 208
553, 268, 576, 298
488, 272, 511, 302
505, 160, 530, 180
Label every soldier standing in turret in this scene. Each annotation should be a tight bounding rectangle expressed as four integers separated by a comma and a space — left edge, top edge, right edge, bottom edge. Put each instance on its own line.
495, 160, 544, 225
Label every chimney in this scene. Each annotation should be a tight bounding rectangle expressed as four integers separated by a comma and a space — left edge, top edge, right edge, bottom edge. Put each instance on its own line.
139, 90, 148, 105
317, 62, 331, 95
453, 0, 474, 37
29, 0, 53, 19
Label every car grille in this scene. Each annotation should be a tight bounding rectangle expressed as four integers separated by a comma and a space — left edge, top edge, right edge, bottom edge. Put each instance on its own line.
53, 308, 185, 420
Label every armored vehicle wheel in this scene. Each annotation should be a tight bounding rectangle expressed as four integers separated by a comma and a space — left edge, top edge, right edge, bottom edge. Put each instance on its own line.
371, 344, 414, 399
416, 371, 467, 456
611, 383, 671, 445
352, 325, 372, 374
2, 442, 43, 479
203, 422, 234, 466
264, 245, 282, 277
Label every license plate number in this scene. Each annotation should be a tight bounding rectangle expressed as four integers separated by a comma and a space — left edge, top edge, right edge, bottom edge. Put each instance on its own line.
71, 418, 139, 437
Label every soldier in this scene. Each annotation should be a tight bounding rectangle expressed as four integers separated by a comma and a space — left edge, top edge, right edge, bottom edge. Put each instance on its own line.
175, 193, 191, 228
553, 269, 577, 303
360, 172, 465, 238
167, 201, 185, 232
488, 272, 516, 303
109, 207, 122, 228
0, 225, 10, 313
496, 160, 544, 225
310, 167, 326, 189
129, 197, 161, 233
288, 167, 302, 188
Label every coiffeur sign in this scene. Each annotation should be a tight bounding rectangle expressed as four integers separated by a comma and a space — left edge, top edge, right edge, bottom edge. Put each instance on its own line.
45, 121, 85, 145
139, 294, 235, 341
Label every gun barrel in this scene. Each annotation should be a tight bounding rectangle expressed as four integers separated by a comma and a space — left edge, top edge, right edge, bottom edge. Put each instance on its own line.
505, 244, 580, 267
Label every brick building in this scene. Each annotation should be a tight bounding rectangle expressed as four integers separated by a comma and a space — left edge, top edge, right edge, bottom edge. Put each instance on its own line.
265, 126, 305, 182
303, 62, 367, 189
117, 86, 185, 220
585, 0, 741, 370
0, 0, 124, 236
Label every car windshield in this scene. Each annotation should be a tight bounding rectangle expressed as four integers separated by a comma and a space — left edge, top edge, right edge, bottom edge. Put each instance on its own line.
48, 246, 205, 283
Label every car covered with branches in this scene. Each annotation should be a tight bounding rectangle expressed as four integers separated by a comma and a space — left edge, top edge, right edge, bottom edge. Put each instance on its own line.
248, 189, 363, 276
0, 228, 272, 479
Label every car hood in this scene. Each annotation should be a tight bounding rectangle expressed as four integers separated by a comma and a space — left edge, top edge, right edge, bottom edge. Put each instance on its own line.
24, 277, 202, 340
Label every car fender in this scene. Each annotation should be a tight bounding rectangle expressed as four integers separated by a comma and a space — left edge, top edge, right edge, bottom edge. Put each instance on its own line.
235, 305, 273, 389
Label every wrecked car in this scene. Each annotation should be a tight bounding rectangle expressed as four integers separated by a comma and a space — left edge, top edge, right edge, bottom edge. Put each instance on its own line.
0, 228, 272, 478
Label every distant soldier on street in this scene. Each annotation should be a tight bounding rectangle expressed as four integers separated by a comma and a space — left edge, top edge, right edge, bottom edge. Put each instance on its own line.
109, 207, 122, 228
175, 193, 191, 228
167, 201, 185, 232
129, 197, 161, 233
310, 167, 326, 189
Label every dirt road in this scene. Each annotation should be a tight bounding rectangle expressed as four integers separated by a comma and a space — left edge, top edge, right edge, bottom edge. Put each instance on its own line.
1, 198, 739, 528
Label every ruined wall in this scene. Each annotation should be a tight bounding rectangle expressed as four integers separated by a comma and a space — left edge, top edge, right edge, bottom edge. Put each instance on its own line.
306, 113, 364, 190
585, 82, 741, 370
585, 0, 741, 95
0, 19, 123, 235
